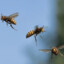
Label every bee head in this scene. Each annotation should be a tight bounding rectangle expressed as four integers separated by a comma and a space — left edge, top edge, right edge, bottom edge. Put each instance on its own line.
41, 28, 44, 32
52, 47, 59, 55
52, 48, 57, 53
1, 16, 5, 20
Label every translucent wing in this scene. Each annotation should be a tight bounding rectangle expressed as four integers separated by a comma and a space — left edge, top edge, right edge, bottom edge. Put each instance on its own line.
9, 12, 18, 18
34, 25, 38, 30
59, 52, 64, 56
58, 45, 64, 49
39, 49, 51, 52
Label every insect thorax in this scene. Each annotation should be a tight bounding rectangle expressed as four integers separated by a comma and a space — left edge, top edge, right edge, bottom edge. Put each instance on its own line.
52, 47, 59, 55
1, 16, 7, 21
34, 28, 42, 34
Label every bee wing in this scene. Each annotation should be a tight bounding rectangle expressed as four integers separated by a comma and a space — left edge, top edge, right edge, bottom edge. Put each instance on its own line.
59, 52, 64, 56
34, 25, 38, 30
58, 45, 64, 49
39, 49, 51, 52
9, 12, 18, 18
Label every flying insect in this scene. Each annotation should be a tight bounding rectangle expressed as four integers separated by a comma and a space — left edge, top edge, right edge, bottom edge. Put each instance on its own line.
26, 25, 45, 45
40, 45, 64, 64
1, 12, 18, 30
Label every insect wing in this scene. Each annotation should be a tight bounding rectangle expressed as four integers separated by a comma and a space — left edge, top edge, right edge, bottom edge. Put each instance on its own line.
39, 49, 51, 52
59, 52, 63, 56
58, 45, 64, 49
34, 25, 38, 30
9, 12, 18, 18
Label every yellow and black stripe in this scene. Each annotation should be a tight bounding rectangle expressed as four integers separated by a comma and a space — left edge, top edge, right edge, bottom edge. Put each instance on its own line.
26, 30, 34, 38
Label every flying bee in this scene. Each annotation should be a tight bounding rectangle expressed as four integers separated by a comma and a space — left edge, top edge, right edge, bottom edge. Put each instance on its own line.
26, 25, 45, 45
39, 45, 64, 64
1, 12, 18, 30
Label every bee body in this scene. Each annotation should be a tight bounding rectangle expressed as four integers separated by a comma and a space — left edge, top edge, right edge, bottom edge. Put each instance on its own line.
1, 16, 16, 25
26, 30, 35, 38
26, 26, 44, 39
1, 16, 7, 21
34, 28, 43, 34
9, 18, 16, 25
1, 13, 18, 30
52, 47, 59, 55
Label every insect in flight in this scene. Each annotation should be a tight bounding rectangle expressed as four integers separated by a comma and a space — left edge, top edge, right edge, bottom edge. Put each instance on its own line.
26, 25, 45, 45
39, 45, 64, 64
1, 12, 18, 30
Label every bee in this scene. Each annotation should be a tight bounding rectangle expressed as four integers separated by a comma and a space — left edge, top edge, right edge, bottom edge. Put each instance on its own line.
39, 45, 64, 64
26, 25, 45, 45
1, 12, 18, 30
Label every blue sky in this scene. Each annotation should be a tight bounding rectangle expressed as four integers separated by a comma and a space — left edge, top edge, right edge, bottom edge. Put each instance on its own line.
0, 0, 57, 64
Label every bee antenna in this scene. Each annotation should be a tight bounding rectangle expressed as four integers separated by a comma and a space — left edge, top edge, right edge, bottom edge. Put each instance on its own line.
43, 25, 44, 27
0, 13, 2, 18
1, 13, 4, 22
1, 13, 2, 17
0, 13, 2, 20
42, 25, 48, 29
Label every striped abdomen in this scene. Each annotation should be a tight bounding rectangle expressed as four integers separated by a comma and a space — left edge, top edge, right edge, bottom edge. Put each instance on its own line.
26, 30, 34, 38
10, 18, 16, 25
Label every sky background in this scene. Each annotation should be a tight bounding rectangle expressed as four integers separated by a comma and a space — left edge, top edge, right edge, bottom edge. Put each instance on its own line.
0, 0, 57, 64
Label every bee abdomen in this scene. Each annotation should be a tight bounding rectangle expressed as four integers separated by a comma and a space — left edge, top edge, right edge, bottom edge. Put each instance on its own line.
11, 18, 16, 25
26, 30, 34, 38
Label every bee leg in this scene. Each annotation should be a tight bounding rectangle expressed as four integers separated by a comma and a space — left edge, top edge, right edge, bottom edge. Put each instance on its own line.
6, 22, 8, 26
39, 34, 43, 40
10, 24, 17, 31
6, 20, 9, 26
2, 20, 4, 22
34, 34, 37, 46
50, 53, 53, 64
